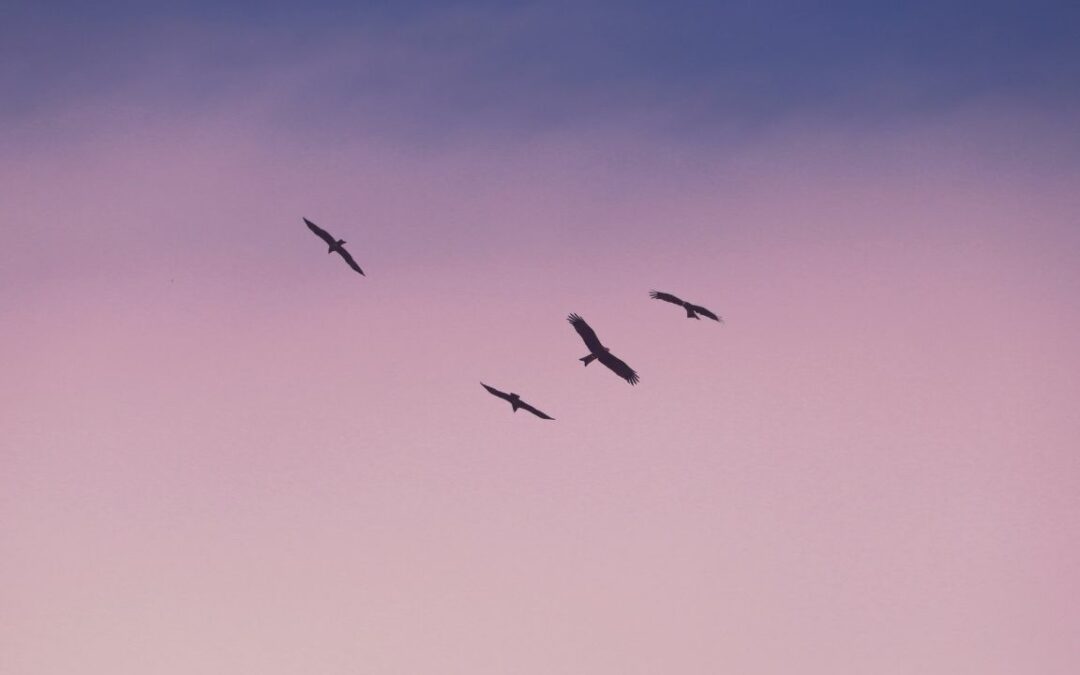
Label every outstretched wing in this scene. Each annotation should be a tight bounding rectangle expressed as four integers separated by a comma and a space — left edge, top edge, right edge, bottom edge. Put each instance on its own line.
687, 303, 722, 322
597, 350, 639, 385
335, 247, 365, 275
649, 290, 685, 306
304, 217, 336, 245
568, 313, 604, 352
481, 383, 512, 403
517, 400, 555, 420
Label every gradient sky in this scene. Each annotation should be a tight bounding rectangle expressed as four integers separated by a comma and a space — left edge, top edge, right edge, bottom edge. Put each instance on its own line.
3, 2, 1080, 673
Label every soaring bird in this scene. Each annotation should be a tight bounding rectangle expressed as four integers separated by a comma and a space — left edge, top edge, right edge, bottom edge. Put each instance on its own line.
567, 313, 639, 385
481, 383, 555, 420
304, 217, 365, 276
649, 290, 722, 321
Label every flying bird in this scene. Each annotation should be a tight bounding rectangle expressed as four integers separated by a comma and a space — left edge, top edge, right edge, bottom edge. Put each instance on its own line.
304, 217, 365, 276
567, 313, 639, 385
649, 290, 722, 321
481, 383, 555, 420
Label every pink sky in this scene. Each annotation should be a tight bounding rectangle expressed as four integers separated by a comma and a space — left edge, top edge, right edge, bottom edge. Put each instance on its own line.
3, 86, 1080, 674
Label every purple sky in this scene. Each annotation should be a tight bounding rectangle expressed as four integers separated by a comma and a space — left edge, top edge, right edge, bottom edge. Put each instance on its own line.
3, 2, 1080, 673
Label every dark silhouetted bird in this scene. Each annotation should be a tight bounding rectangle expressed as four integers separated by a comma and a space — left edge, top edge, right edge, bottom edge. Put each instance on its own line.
481, 383, 554, 420
304, 217, 365, 276
567, 313, 639, 385
649, 290, 722, 321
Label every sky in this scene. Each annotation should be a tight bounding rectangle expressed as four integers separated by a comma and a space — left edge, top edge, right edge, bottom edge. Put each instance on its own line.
3, 1, 1080, 673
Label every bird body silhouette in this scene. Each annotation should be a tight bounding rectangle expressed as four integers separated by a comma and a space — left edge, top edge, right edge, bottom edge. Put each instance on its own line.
567, 313, 639, 385
481, 383, 554, 419
304, 217, 365, 276
649, 290, 721, 321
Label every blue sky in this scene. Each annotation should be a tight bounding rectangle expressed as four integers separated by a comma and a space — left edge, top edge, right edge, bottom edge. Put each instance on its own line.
4, 0, 1079, 143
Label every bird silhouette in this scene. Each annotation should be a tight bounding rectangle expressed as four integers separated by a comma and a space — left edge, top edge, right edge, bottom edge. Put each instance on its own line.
304, 217, 365, 276
481, 383, 555, 419
649, 290, 722, 321
567, 313, 639, 385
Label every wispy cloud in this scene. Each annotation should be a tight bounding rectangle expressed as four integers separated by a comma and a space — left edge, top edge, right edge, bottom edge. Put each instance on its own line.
4, 0, 1079, 148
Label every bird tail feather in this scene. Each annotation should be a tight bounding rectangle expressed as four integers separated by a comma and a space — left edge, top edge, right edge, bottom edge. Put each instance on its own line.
580, 354, 597, 366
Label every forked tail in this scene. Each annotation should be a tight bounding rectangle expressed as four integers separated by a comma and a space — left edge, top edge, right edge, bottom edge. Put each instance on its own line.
580, 354, 598, 366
